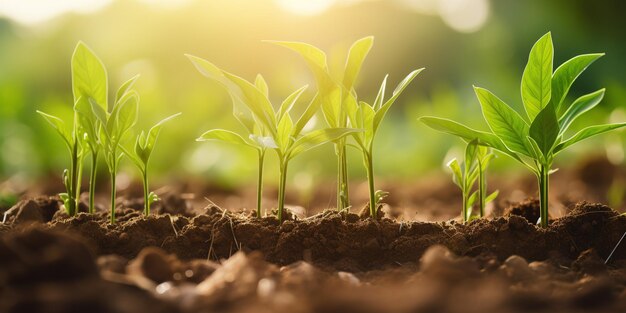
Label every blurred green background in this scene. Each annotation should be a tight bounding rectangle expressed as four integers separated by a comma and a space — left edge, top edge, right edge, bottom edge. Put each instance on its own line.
1, 0, 625, 192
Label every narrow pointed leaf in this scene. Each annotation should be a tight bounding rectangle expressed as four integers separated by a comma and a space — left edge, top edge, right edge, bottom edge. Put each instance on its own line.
521, 32, 553, 120
293, 93, 322, 136
222, 71, 277, 133
554, 123, 626, 153
197, 129, 253, 147
374, 68, 423, 132
373, 75, 388, 110
418, 116, 521, 161
288, 128, 360, 158
36, 110, 71, 148
552, 53, 604, 113
475, 87, 531, 156
559, 89, 605, 134
144, 112, 181, 152
116, 74, 140, 105
485, 190, 499, 203
343, 36, 374, 90
278, 85, 308, 120
255, 74, 269, 98
277, 114, 293, 150
447, 158, 463, 188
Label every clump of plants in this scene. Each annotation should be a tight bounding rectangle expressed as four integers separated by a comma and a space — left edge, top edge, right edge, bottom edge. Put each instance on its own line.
421, 32, 626, 227
187, 55, 358, 222
447, 139, 498, 222
270, 38, 423, 217
38, 42, 178, 223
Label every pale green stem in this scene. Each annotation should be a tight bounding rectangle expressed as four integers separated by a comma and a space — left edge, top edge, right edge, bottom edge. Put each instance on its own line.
539, 164, 550, 228
364, 151, 376, 218
256, 150, 265, 218
68, 139, 79, 216
110, 170, 117, 224
277, 159, 289, 223
142, 169, 149, 216
88, 152, 98, 214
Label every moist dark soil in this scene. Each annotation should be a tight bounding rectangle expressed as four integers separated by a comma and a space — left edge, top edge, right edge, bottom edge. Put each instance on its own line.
1, 195, 625, 313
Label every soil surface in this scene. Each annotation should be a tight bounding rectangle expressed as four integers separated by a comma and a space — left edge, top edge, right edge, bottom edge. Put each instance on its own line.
1, 193, 625, 313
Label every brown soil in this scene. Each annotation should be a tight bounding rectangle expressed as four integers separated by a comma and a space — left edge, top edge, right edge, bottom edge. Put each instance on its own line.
1, 195, 626, 313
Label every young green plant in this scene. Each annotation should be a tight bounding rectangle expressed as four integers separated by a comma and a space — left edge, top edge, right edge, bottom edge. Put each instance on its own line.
421, 32, 626, 227
447, 139, 498, 222
37, 42, 107, 216
187, 55, 359, 222
268, 37, 373, 213
122, 113, 181, 216
345, 70, 423, 217
72, 47, 140, 223
195, 74, 277, 218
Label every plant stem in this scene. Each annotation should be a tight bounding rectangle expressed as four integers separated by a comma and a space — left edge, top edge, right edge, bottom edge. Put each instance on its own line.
479, 161, 485, 218
88, 152, 98, 214
341, 144, 349, 210
539, 164, 550, 228
110, 171, 117, 224
142, 169, 149, 216
364, 152, 376, 218
277, 160, 289, 223
256, 150, 265, 218
462, 190, 468, 223
68, 139, 79, 216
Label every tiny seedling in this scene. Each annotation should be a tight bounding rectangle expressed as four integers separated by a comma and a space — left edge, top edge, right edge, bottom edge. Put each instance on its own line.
345, 69, 423, 217
187, 55, 359, 222
123, 113, 181, 216
447, 139, 498, 222
269, 37, 374, 213
421, 32, 626, 227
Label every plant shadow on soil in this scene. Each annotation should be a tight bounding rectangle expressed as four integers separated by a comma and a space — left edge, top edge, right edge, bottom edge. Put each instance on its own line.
1, 193, 626, 313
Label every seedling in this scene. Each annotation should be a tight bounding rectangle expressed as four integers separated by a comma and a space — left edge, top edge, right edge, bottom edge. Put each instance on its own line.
269, 37, 374, 213
123, 113, 181, 216
187, 55, 358, 222
37, 42, 107, 216
196, 73, 277, 218
447, 139, 498, 222
71, 46, 140, 223
346, 70, 423, 217
421, 32, 626, 227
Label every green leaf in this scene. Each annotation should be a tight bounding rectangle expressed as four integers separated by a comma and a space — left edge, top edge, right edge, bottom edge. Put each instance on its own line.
293, 93, 322, 137
373, 68, 424, 132
465, 139, 479, 174
36, 110, 71, 149
197, 129, 252, 147
267, 40, 332, 89
447, 158, 463, 188
115, 74, 140, 106
529, 103, 559, 156
559, 89, 605, 134
418, 116, 519, 160
287, 128, 360, 159
222, 71, 277, 134
278, 85, 308, 120
343, 36, 374, 90
277, 114, 293, 150
142, 112, 181, 156
521, 32, 553, 120
360, 101, 376, 145
72, 42, 108, 111
255, 74, 269, 98
485, 190, 499, 203
475, 87, 531, 156
112, 91, 138, 139
551, 53, 604, 113
554, 123, 626, 153
373, 75, 388, 110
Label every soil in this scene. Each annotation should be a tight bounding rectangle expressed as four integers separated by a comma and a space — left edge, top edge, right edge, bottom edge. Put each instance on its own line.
1, 191, 625, 313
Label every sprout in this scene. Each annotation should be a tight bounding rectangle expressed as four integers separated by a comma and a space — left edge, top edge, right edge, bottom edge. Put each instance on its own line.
123, 113, 181, 216
187, 55, 359, 222
447, 139, 498, 222
421, 32, 626, 227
